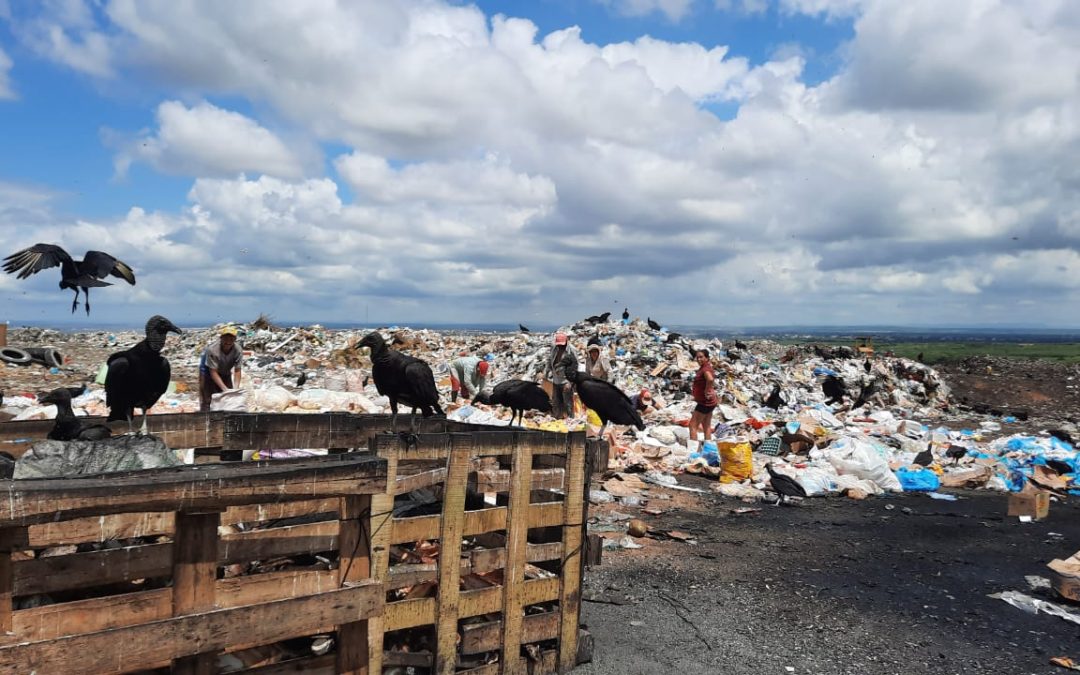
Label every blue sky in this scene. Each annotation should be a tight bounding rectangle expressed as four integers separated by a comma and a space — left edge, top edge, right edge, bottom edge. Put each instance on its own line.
0, 1, 1078, 328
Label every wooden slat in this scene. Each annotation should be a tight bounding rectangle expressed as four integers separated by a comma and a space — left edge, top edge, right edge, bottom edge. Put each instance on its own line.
0, 532, 11, 634
8, 570, 340, 644
0, 455, 387, 526
521, 577, 560, 607
337, 495, 372, 674
558, 436, 587, 671
0, 582, 383, 675
394, 467, 448, 495
501, 439, 533, 674
470, 543, 563, 575
390, 502, 563, 546
25, 512, 175, 548
14, 521, 339, 596
384, 597, 436, 631
460, 610, 560, 655
473, 468, 564, 493
19, 499, 340, 550
0, 412, 222, 449
457, 663, 500, 675
172, 510, 220, 674
459, 586, 501, 619
366, 436, 399, 675
235, 653, 335, 674
435, 436, 471, 675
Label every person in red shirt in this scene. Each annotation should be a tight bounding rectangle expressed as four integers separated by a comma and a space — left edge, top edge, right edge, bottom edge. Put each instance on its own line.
690, 348, 718, 449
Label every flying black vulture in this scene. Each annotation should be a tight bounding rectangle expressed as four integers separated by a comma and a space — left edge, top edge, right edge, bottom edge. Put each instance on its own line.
564, 367, 644, 434
821, 375, 846, 406
3, 243, 136, 315
764, 384, 785, 410
646, 317, 661, 331
105, 315, 182, 434
766, 463, 807, 505
40, 387, 111, 441
473, 380, 552, 427
622, 307, 629, 321
358, 331, 444, 433
519, 323, 531, 333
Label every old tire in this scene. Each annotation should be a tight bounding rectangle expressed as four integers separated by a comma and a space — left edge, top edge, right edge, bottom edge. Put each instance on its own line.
0, 347, 31, 365
23, 347, 63, 368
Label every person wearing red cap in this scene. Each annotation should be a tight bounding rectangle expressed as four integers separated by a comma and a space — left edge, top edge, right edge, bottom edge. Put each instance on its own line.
631, 388, 662, 415
543, 332, 578, 418
448, 355, 490, 403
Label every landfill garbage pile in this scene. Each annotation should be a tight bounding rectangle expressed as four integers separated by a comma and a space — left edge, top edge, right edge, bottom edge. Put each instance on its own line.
1, 318, 1076, 499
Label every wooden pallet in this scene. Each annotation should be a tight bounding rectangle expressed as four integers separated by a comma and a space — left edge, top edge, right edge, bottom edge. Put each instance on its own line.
0, 413, 599, 674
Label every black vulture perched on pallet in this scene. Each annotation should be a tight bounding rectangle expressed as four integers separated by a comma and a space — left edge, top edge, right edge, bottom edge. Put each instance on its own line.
358, 331, 444, 434
473, 380, 552, 427
564, 367, 644, 435
105, 315, 182, 435
3, 243, 135, 315
40, 387, 111, 441
766, 463, 807, 505
821, 375, 846, 406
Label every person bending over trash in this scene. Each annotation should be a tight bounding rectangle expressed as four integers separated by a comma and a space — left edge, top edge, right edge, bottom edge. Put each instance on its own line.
448, 355, 490, 403
584, 338, 612, 382
199, 325, 243, 412
543, 332, 578, 419
631, 388, 663, 416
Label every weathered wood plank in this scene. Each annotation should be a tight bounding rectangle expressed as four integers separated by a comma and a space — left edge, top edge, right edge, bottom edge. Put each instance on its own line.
172, 510, 220, 674
390, 502, 562, 546
435, 436, 471, 675
366, 436, 399, 675
383, 597, 435, 631
234, 653, 335, 674
337, 495, 372, 675
394, 466, 448, 495
0, 533, 11, 635
7, 570, 340, 644
460, 610, 560, 656
459, 586, 501, 619
474, 468, 564, 493
0, 412, 222, 448
501, 439, 534, 674
558, 436, 588, 672
0, 455, 386, 526
0, 582, 383, 675
14, 520, 339, 596
469, 542, 563, 575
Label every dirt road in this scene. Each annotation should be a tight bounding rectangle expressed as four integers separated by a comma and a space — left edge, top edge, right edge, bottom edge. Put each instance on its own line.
578, 488, 1079, 675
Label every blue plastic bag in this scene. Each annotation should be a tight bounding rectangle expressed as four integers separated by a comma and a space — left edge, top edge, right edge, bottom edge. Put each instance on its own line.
896, 467, 941, 492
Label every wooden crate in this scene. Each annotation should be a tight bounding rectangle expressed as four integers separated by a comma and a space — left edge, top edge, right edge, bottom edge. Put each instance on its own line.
0, 413, 598, 674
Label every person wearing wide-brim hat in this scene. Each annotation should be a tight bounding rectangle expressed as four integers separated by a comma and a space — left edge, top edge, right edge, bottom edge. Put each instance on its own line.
199, 325, 243, 411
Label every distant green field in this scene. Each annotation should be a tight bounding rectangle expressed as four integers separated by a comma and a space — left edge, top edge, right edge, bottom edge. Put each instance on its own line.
786, 341, 1080, 364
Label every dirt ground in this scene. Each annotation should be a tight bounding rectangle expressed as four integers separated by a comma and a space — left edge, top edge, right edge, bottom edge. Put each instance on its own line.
579, 484, 1080, 675
937, 356, 1080, 430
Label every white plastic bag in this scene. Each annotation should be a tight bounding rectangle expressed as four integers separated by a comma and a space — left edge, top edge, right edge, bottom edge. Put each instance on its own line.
825, 436, 902, 492
210, 389, 249, 412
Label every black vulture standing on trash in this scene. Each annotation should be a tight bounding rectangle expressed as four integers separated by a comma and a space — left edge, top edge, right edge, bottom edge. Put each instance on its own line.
473, 380, 552, 427
766, 463, 807, 505
564, 367, 644, 435
646, 317, 661, 331
358, 332, 443, 434
40, 387, 112, 441
519, 323, 531, 333
734, 339, 748, 351
912, 443, 934, 467
764, 384, 785, 410
821, 375, 846, 406
3, 243, 135, 315
105, 315, 182, 435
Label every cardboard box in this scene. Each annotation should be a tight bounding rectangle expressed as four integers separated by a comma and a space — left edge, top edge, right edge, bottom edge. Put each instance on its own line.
1008, 488, 1050, 520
